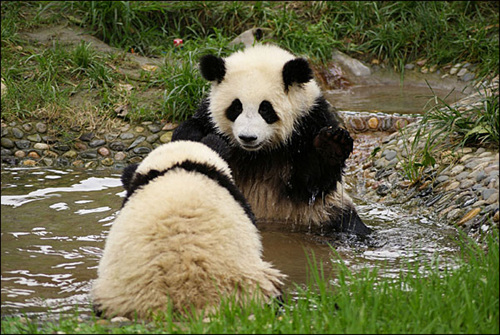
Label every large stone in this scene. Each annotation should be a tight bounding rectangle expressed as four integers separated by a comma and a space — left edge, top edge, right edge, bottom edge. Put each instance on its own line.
331, 49, 371, 77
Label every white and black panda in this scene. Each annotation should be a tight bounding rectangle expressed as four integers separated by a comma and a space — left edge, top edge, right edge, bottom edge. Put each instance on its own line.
172, 44, 372, 236
91, 136, 286, 320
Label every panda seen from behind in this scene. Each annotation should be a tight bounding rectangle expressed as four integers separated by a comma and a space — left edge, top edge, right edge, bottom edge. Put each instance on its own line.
91, 136, 285, 320
172, 44, 372, 236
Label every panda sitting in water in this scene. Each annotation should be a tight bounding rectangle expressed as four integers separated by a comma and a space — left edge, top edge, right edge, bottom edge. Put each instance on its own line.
172, 44, 372, 236
91, 135, 285, 320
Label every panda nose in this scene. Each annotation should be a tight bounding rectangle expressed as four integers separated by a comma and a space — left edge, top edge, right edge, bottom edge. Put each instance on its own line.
239, 134, 257, 143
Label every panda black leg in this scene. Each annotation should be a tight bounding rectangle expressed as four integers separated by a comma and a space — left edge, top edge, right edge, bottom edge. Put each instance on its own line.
313, 126, 353, 166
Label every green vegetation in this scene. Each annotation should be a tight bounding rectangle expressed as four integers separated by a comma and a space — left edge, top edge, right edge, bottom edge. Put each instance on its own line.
2, 231, 498, 334
397, 85, 499, 184
1, 1, 498, 125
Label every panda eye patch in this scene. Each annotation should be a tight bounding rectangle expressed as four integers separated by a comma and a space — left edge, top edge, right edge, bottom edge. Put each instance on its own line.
226, 99, 243, 122
259, 100, 279, 124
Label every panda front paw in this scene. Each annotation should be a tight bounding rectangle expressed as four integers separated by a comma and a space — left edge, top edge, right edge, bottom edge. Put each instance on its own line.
313, 126, 353, 164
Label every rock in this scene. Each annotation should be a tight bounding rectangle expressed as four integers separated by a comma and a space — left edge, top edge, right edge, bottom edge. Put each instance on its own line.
33, 143, 49, 150
127, 136, 146, 151
1, 138, 15, 149
160, 132, 172, 143
27, 134, 42, 142
35, 122, 47, 133
23, 159, 37, 166
457, 68, 468, 77
74, 142, 87, 151
15, 140, 31, 149
367, 117, 379, 129
80, 150, 98, 159
114, 152, 127, 161
120, 132, 135, 140
109, 141, 126, 151
79, 132, 95, 142
12, 127, 24, 139
89, 139, 106, 148
457, 208, 482, 225
100, 158, 114, 166
98, 147, 110, 156
331, 49, 371, 77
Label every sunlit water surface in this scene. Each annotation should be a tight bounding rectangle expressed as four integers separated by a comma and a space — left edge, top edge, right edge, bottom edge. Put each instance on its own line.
1, 167, 461, 318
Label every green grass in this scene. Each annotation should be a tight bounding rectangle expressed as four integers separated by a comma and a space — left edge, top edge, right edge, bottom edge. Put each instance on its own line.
2, 230, 498, 334
396, 83, 499, 184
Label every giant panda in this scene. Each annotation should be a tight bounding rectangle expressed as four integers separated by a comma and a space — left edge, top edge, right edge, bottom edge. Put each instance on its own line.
172, 44, 372, 236
91, 136, 286, 320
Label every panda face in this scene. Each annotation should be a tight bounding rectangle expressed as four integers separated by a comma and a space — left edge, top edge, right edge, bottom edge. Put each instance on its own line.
225, 99, 279, 150
201, 44, 322, 151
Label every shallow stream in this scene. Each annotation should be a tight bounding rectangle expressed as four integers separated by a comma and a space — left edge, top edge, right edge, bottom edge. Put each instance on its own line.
1, 166, 461, 318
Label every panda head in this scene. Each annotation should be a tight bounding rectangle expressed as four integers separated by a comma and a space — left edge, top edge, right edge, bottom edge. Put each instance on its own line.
200, 44, 322, 151
121, 139, 233, 202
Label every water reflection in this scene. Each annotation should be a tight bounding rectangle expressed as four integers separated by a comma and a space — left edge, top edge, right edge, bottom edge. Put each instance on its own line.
1, 167, 461, 318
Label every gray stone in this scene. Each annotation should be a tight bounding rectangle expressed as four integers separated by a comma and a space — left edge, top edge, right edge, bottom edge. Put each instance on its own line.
482, 189, 497, 201
461, 72, 475, 82
455, 171, 470, 181
89, 139, 106, 148
1, 148, 12, 156
79, 132, 95, 142
33, 143, 49, 150
133, 146, 152, 155
1, 137, 15, 149
457, 68, 468, 77
1, 127, 9, 137
53, 143, 71, 152
41, 135, 58, 144
146, 134, 160, 143
109, 141, 126, 151
459, 179, 475, 189
11, 127, 24, 139
475, 171, 487, 182
127, 136, 146, 151
120, 132, 135, 140
2, 156, 18, 165
27, 134, 42, 142
22, 123, 33, 132
35, 122, 47, 133
147, 124, 162, 133
80, 150, 98, 159
436, 175, 449, 183
105, 133, 119, 142
404, 64, 415, 70
384, 150, 397, 161
14, 140, 30, 149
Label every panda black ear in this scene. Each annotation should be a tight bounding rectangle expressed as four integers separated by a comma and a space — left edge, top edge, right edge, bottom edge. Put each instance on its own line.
121, 163, 139, 192
282, 58, 313, 92
200, 54, 226, 83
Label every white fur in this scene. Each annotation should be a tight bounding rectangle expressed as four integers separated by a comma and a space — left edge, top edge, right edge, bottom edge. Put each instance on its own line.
91, 141, 285, 319
136, 140, 232, 180
208, 44, 321, 150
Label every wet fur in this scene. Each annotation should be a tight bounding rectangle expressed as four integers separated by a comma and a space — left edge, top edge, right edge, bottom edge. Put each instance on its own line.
91, 140, 285, 320
172, 44, 371, 236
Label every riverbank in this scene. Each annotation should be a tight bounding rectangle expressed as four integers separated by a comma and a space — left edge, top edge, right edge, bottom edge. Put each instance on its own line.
343, 77, 499, 243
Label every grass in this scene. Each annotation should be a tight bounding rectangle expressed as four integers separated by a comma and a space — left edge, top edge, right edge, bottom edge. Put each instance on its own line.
1, 1, 499, 125
1, 230, 498, 334
396, 82, 499, 184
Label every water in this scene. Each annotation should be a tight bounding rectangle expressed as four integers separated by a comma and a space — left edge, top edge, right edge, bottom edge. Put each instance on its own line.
1, 167, 462, 319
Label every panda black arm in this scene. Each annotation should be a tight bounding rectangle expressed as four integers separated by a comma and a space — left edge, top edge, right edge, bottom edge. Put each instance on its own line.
286, 98, 353, 203
171, 99, 216, 142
